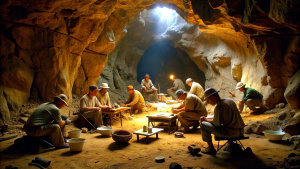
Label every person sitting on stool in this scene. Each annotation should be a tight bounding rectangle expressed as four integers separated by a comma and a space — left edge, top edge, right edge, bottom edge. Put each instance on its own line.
80, 85, 106, 127
141, 74, 158, 103
200, 88, 245, 155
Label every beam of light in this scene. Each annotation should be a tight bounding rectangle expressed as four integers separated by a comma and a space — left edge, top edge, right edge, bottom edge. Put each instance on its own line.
152, 7, 178, 38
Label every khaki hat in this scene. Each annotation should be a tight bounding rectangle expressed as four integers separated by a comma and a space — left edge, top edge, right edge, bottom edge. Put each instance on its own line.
145, 74, 150, 78
55, 94, 68, 106
203, 88, 219, 100
100, 83, 110, 89
186, 78, 193, 84
236, 82, 246, 89
127, 85, 134, 90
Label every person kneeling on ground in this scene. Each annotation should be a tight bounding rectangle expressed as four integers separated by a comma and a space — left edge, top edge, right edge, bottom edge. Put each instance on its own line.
236, 82, 266, 114
121, 85, 145, 117
200, 88, 245, 155
24, 94, 69, 149
171, 89, 207, 133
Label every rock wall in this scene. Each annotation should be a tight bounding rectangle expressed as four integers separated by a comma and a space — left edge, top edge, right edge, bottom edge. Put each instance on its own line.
0, 0, 299, 124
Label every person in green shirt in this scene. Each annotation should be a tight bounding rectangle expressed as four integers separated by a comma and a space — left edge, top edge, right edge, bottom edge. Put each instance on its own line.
24, 94, 69, 149
236, 82, 266, 114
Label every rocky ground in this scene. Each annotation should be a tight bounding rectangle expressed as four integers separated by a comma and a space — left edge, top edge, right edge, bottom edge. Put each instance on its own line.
0, 96, 299, 169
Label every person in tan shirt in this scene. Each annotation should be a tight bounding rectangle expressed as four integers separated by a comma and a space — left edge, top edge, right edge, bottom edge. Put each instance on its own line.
121, 85, 145, 117
200, 88, 245, 155
171, 89, 207, 133
96, 83, 111, 108
80, 85, 108, 127
186, 78, 204, 100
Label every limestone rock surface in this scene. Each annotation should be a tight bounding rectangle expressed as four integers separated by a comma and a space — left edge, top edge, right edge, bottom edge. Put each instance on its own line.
0, 0, 299, 124
284, 69, 300, 109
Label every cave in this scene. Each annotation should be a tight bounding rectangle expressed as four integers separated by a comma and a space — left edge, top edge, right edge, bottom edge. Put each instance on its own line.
0, 0, 300, 169
136, 40, 206, 93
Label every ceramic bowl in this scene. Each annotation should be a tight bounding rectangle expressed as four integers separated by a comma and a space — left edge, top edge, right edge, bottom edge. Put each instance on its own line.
97, 126, 113, 136
263, 130, 285, 141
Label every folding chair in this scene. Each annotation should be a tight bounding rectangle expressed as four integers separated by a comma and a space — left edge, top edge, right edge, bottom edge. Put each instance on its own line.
215, 135, 249, 152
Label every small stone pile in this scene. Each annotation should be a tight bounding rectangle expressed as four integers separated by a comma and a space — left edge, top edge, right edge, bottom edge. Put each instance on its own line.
244, 108, 300, 135
278, 153, 300, 169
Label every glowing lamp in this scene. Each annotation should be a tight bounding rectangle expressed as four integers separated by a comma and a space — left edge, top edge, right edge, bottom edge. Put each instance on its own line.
170, 75, 174, 79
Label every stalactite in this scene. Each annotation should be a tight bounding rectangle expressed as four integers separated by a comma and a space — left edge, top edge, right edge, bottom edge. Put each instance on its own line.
269, 0, 289, 24
241, 0, 255, 24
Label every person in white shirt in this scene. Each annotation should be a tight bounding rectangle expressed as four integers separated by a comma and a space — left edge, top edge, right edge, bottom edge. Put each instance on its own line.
141, 74, 158, 102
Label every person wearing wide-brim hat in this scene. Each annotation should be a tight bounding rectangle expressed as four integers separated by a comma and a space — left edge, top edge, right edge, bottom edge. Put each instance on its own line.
172, 89, 207, 133
236, 82, 266, 114
24, 94, 69, 149
141, 74, 158, 103
186, 78, 204, 100
96, 83, 111, 109
121, 85, 145, 117
199, 88, 245, 155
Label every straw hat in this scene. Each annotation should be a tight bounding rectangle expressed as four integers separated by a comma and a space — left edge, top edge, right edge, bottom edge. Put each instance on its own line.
203, 88, 219, 100
55, 94, 68, 106
236, 82, 246, 89
100, 83, 110, 89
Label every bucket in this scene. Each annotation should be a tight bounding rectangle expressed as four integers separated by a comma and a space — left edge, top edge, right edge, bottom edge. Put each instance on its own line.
68, 130, 82, 138
67, 138, 85, 152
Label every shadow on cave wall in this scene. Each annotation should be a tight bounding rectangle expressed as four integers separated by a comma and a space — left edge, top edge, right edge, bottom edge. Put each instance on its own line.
137, 40, 206, 93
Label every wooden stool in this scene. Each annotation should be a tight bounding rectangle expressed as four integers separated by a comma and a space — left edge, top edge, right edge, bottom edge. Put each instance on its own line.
215, 135, 249, 152
148, 94, 155, 101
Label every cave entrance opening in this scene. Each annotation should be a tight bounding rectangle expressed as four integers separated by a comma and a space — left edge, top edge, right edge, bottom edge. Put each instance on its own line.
137, 40, 206, 94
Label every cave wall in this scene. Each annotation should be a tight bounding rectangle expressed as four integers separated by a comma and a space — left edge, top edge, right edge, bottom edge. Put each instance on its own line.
0, 0, 299, 124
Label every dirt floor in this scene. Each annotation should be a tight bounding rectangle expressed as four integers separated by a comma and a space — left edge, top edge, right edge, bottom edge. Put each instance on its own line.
0, 97, 299, 169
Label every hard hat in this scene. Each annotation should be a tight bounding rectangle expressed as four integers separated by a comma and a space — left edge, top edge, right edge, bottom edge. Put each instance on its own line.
55, 94, 68, 106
